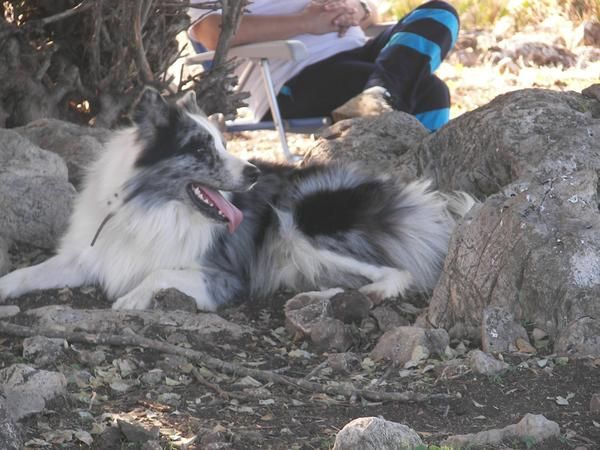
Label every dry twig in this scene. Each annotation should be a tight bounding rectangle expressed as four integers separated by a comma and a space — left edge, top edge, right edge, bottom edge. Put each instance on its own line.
0, 320, 455, 404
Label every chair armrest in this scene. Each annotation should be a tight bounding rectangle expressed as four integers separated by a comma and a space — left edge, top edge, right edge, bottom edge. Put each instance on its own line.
184, 39, 308, 66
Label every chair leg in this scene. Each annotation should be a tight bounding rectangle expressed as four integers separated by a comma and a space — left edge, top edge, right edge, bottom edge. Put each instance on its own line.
258, 58, 300, 162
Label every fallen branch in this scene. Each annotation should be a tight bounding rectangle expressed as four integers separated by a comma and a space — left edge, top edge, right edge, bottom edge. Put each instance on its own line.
0, 320, 455, 404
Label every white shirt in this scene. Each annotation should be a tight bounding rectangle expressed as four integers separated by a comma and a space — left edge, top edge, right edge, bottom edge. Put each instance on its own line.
189, 0, 367, 119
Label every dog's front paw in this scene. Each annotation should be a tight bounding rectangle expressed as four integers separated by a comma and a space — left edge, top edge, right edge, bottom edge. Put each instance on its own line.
0, 272, 22, 303
112, 290, 153, 310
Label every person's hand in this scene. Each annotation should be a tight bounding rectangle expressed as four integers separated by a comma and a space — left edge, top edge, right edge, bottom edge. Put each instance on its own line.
321, 0, 365, 36
299, 0, 356, 35
325, 0, 362, 27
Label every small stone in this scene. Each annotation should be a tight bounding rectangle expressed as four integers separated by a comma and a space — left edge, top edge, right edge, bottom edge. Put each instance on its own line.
329, 290, 371, 324
284, 289, 339, 338
469, 350, 510, 376
310, 318, 354, 352
537, 358, 548, 368
166, 332, 190, 346
590, 393, 600, 413
481, 307, 529, 353
77, 349, 106, 366
532, 328, 548, 342
516, 337, 537, 354
153, 288, 197, 312
332, 417, 423, 449
141, 369, 164, 386
454, 341, 468, 356
114, 358, 136, 377
370, 305, 410, 332
327, 352, 361, 374
118, 420, 159, 443
66, 369, 92, 388
371, 326, 449, 366
514, 413, 560, 442
157, 392, 181, 406
157, 354, 190, 378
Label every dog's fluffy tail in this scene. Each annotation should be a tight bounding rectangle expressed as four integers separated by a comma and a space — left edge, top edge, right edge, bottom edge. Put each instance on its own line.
441, 191, 478, 221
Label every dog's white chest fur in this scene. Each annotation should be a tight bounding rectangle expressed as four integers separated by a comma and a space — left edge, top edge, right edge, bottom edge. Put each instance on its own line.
58, 130, 216, 299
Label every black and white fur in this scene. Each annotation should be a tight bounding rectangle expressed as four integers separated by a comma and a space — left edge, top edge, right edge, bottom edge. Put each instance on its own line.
0, 88, 474, 311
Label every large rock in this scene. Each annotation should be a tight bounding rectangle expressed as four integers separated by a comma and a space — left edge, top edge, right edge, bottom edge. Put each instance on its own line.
0, 129, 75, 248
332, 417, 423, 450
14, 119, 110, 188
428, 170, 600, 356
416, 89, 600, 197
0, 128, 68, 178
303, 111, 428, 180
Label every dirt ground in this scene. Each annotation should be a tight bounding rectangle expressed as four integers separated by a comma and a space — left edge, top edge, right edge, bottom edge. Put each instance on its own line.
3, 271, 600, 449
2, 19, 600, 450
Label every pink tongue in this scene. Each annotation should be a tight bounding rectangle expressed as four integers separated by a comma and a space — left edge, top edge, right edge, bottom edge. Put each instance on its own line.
200, 187, 243, 233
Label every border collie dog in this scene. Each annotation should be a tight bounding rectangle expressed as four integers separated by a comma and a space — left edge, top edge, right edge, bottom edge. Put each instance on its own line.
0, 88, 474, 311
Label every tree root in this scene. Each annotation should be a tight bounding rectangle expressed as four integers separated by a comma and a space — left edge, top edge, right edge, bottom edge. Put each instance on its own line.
0, 320, 456, 404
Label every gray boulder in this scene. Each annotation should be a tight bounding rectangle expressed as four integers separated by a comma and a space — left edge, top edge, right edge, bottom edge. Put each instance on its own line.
0, 129, 75, 249
304, 111, 428, 181
332, 417, 423, 450
428, 170, 600, 356
14, 118, 110, 189
416, 89, 600, 197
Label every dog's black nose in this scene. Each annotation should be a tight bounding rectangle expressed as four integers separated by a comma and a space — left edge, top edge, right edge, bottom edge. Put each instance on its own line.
243, 165, 261, 184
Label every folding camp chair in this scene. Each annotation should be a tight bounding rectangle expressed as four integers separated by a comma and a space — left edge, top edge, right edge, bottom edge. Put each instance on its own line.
184, 39, 328, 162
183, 23, 392, 162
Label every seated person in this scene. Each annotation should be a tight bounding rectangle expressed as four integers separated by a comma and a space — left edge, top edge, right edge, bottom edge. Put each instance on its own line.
188, 0, 459, 131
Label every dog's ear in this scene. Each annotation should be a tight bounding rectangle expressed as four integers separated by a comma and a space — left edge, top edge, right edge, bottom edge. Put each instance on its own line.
132, 87, 169, 126
176, 90, 201, 114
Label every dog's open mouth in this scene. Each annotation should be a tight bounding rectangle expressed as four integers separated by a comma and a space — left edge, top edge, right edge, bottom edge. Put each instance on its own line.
187, 183, 243, 233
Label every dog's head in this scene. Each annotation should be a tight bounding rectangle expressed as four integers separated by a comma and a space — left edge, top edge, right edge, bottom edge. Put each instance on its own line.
124, 87, 260, 232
